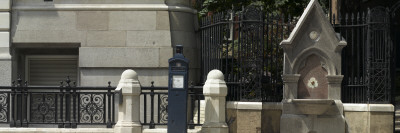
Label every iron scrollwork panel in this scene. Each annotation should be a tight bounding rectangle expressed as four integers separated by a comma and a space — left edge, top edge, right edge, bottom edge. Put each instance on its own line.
0, 93, 8, 122
158, 94, 168, 123
79, 94, 105, 123
30, 94, 56, 122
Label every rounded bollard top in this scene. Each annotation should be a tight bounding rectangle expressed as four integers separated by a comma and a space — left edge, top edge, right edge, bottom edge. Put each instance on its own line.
207, 69, 224, 80
121, 69, 138, 80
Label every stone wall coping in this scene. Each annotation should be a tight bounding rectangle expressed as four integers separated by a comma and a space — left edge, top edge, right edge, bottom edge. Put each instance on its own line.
0, 128, 113, 133
369, 104, 395, 112
226, 101, 262, 110
262, 102, 283, 110
13, 4, 197, 14
343, 104, 394, 112
226, 102, 394, 112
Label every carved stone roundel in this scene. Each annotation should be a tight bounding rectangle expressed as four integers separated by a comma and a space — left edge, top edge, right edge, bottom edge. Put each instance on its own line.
309, 31, 320, 41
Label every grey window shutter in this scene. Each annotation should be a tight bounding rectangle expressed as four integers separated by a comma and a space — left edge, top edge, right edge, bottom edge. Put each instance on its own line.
26, 56, 78, 86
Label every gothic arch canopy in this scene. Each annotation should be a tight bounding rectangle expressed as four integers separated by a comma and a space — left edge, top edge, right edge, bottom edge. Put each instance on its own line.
292, 48, 336, 76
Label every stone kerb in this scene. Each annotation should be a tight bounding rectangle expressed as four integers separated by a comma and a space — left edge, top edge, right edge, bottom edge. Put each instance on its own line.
114, 69, 142, 133
201, 69, 228, 133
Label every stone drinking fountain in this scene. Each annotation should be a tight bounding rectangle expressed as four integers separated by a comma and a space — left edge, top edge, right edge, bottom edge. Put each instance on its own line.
279, 0, 347, 133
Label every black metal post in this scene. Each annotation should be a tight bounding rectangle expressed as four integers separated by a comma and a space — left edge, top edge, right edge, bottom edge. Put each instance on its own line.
15, 77, 22, 127
71, 82, 77, 128
188, 94, 195, 129
58, 81, 64, 128
149, 81, 155, 129
9, 81, 15, 127
64, 77, 71, 128
21, 81, 28, 127
107, 81, 112, 128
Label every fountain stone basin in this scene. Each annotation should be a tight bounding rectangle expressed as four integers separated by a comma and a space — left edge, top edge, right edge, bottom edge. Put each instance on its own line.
292, 99, 335, 115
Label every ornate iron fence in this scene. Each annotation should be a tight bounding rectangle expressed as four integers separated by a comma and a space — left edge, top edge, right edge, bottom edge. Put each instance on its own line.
0, 76, 115, 128
199, 5, 296, 102
140, 82, 204, 129
333, 7, 393, 103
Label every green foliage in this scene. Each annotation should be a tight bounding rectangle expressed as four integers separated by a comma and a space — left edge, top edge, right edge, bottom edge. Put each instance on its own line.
196, 0, 330, 17
197, 0, 252, 16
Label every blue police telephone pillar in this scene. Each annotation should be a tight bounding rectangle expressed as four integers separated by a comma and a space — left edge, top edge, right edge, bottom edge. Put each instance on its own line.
168, 45, 189, 133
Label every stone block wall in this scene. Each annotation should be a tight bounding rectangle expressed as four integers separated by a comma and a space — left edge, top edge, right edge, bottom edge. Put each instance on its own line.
226, 102, 394, 133
10, 0, 199, 86
261, 103, 282, 133
0, 0, 11, 86
344, 104, 394, 133
226, 102, 263, 133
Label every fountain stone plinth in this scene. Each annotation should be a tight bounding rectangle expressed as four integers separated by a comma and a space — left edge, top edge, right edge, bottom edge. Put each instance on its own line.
279, 0, 347, 133
292, 99, 334, 115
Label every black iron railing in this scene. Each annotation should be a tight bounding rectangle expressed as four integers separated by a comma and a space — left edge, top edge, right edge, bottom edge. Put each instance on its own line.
200, 5, 296, 102
141, 82, 204, 129
333, 7, 393, 103
0, 76, 115, 128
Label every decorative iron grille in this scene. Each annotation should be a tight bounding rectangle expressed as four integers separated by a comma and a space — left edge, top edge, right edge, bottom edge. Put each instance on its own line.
199, 5, 296, 102
0, 76, 116, 128
140, 81, 204, 129
333, 6, 393, 104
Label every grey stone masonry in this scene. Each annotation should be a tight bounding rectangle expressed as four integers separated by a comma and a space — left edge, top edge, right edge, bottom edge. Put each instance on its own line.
11, 0, 199, 86
0, 0, 11, 86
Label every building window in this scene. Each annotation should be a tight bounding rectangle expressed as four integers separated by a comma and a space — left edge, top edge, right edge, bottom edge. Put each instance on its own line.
25, 55, 78, 86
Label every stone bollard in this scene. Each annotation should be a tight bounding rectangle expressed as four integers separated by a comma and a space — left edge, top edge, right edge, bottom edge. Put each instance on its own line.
114, 69, 142, 133
201, 70, 228, 133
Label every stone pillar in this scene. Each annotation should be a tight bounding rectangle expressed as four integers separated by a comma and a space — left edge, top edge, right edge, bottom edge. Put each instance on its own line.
326, 75, 343, 100
0, 0, 11, 86
165, 0, 200, 85
282, 74, 300, 100
114, 69, 142, 133
201, 69, 228, 133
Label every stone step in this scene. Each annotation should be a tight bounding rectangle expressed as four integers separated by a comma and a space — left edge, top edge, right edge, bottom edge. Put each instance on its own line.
395, 128, 400, 132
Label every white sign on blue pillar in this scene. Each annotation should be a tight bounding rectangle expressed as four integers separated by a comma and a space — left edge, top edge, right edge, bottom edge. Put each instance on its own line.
168, 45, 189, 133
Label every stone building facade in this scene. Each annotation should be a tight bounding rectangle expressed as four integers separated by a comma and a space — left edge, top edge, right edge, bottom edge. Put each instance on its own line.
1, 0, 200, 87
